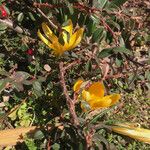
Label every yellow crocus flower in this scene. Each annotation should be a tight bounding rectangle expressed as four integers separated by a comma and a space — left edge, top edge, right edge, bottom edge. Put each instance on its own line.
73, 79, 121, 110
37, 19, 84, 56
111, 123, 150, 144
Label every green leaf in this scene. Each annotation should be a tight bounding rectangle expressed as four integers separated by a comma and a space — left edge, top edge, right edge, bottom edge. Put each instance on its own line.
98, 48, 113, 58
51, 143, 60, 150
111, 0, 128, 7
8, 109, 18, 121
119, 36, 125, 47
0, 79, 6, 93
0, 23, 7, 31
107, 19, 120, 30
28, 12, 36, 21
71, 52, 78, 58
25, 138, 37, 150
98, 47, 132, 58
17, 12, 24, 22
93, 0, 108, 9
21, 44, 29, 51
86, 18, 96, 36
113, 47, 132, 55
97, 0, 108, 8
20, 102, 27, 109
33, 81, 43, 97
20, 119, 31, 127
117, 81, 124, 88
33, 81, 42, 92
92, 27, 104, 43
85, 60, 92, 72
79, 143, 84, 150
37, 76, 46, 82
68, 3, 74, 14
115, 57, 123, 67
34, 130, 44, 140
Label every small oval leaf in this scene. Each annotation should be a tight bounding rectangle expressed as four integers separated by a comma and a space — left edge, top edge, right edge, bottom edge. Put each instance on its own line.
17, 12, 24, 22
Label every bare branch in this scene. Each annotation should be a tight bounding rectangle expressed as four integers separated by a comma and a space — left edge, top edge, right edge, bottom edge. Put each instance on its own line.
59, 62, 79, 126
64, 60, 81, 70
36, 8, 58, 30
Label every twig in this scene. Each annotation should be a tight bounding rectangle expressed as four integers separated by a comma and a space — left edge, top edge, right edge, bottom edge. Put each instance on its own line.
100, 18, 119, 45
64, 60, 81, 70
36, 8, 58, 30
33, 2, 63, 9
63, 60, 81, 103
0, 19, 30, 35
47, 138, 51, 150
59, 62, 79, 126
124, 54, 145, 67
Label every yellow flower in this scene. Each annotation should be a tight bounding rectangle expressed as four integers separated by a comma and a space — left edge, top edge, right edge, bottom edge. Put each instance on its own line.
111, 123, 150, 144
37, 19, 84, 56
73, 79, 120, 110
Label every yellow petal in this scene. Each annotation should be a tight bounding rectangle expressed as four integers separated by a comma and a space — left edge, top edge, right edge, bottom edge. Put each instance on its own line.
88, 96, 112, 109
111, 124, 150, 144
38, 20, 84, 55
68, 28, 84, 50
58, 31, 70, 50
38, 29, 64, 56
87, 82, 105, 98
42, 23, 58, 43
52, 45, 64, 56
84, 93, 120, 110
62, 31, 68, 44
62, 19, 73, 35
71, 28, 84, 49
73, 79, 84, 92
107, 94, 121, 105
61, 30, 72, 48
37, 29, 54, 50
82, 90, 91, 101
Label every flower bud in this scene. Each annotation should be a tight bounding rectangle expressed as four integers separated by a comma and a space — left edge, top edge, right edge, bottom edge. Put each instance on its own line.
0, 5, 8, 18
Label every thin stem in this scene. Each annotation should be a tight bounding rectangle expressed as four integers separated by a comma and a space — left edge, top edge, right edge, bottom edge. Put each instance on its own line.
36, 8, 58, 30
59, 62, 79, 126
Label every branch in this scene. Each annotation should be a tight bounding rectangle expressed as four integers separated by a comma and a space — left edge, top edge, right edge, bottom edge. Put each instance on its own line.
100, 18, 119, 45
59, 62, 79, 126
64, 60, 81, 70
36, 8, 58, 30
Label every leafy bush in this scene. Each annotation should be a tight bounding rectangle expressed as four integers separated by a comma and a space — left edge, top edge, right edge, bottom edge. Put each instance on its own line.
0, 0, 149, 149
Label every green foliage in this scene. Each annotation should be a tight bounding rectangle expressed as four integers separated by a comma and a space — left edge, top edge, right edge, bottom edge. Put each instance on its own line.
8, 102, 33, 127
24, 137, 38, 150
98, 47, 132, 58
0, 0, 149, 149
111, 0, 128, 7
